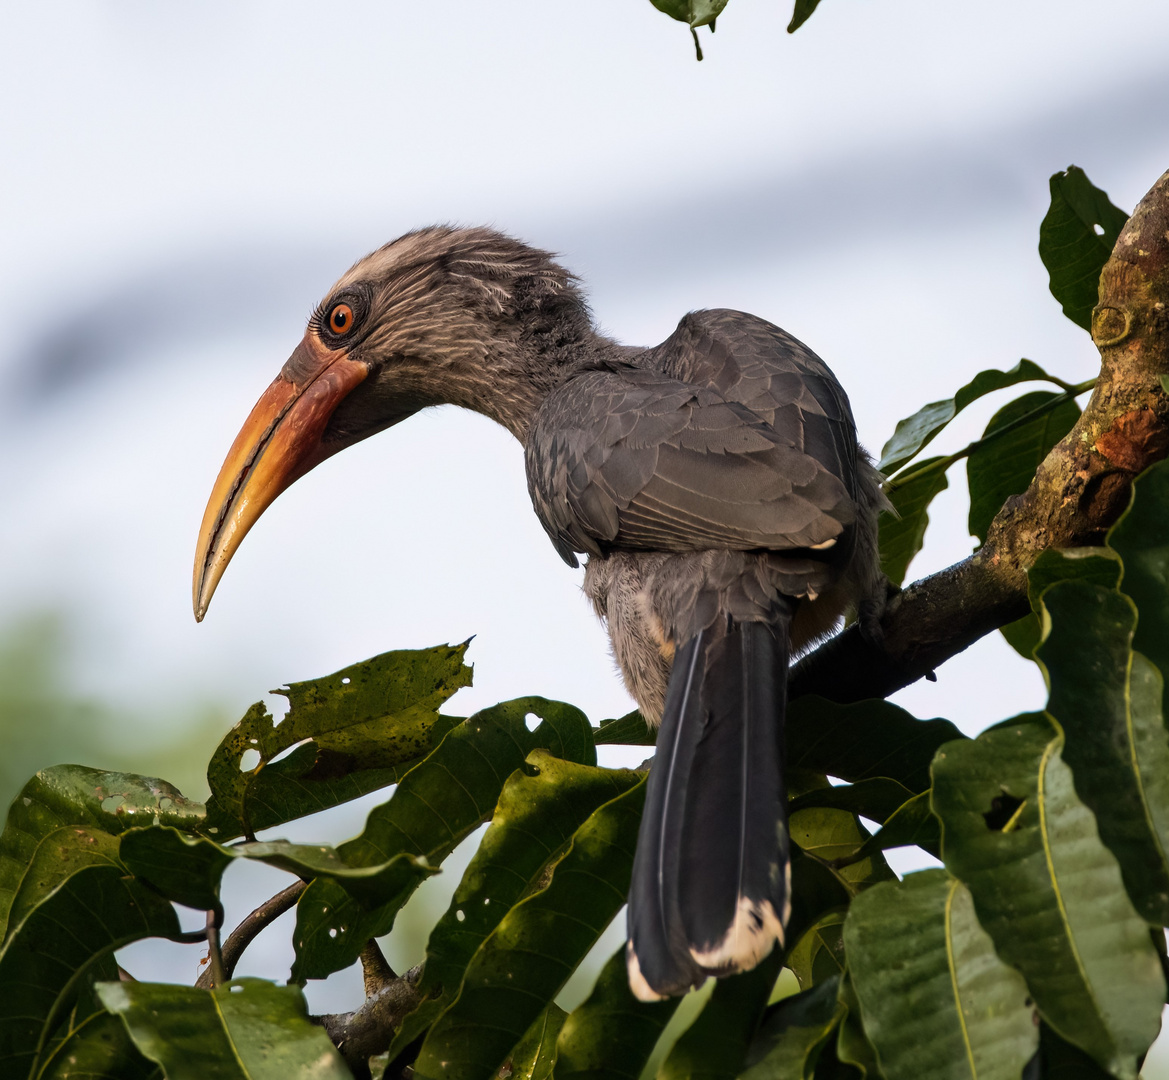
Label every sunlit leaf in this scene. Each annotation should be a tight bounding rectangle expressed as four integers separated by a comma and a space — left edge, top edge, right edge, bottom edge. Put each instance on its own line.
505, 1004, 566, 1080
1039, 166, 1129, 331
385, 755, 641, 1058
967, 391, 1081, 545
553, 946, 679, 1080
789, 809, 894, 894
0, 766, 203, 941
931, 717, 1164, 1078
844, 870, 1036, 1080
878, 360, 1066, 475
413, 779, 645, 1080
594, 711, 655, 746
292, 696, 595, 982
201, 644, 473, 840
97, 978, 349, 1079
786, 911, 846, 992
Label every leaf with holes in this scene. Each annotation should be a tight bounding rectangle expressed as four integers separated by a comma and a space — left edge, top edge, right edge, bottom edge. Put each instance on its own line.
660, 952, 784, 1080
0, 863, 183, 1079
1039, 166, 1129, 330
201, 643, 473, 840
97, 978, 350, 1079
0, 765, 202, 943
967, 390, 1081, 545
412, 778, 646, 1080
844, 870, 1037, 1080
738, 976, 844, 1080
877, 359, 1068, 476
931, 717, 1164, 1078
879, 458, 950, 587
553, 946, 680, 1080
292, 697, 595, 982
385, 753, 640, 1059
787, 697, 964, 794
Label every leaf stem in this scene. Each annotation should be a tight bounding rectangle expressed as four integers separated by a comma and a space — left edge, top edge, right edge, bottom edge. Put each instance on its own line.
885, 378, 1096, 493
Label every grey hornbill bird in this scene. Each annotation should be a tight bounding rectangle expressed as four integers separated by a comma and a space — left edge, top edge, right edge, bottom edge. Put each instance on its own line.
193, 227, 886, 1001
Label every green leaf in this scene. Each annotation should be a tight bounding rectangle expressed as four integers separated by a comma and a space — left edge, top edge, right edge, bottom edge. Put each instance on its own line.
660, 951, 784, 1080
850, 791, 941, 861
787, 697, 964, 794
385, 755, 642, 1058
648, 0, 727, 28
0, 766, 203, 941
844, 870, 1037, 1080
292, 696, 595, 982
1039, 166, 1129, 331
412, 778, 646, 1080
786, 912, 846, 992
201, 644, 473, 840
594, 711, 656, 746
97, 978, 350, 1079
967, 391, 1081, 544
789, 809, 894, 894
788, 779, 915, 826
1033, 1021, 1115, 1079
0, 864, 182, 1079
787, 0, 825, 33
878, 360, 1067, 475
504, 1004, 566, 1080
878, 458, 950, 587
931, 717, 1165, 1078
1110, 457, 1169, 683
739, 976, 844, 1080
553, 946, 680, 1080
1036, 581, 1169, 925
834, 975, 880, 1080
35, 1009, 161, 1080
121, 827, 435, 917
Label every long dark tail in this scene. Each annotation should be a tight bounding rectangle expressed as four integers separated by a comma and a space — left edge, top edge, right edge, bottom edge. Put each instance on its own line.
626, 609, 792, 1001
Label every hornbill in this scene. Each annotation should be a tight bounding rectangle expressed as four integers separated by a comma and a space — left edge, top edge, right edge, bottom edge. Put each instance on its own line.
193, 227, 886, 1000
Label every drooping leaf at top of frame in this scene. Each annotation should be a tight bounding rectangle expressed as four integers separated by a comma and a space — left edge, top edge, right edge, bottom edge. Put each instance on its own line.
1039, 166, 1129, 331
291, 696, 595, 982
97, 978, 350, 1080
877, 359, 1068, 476
0, 765, 202, 943
648, 0, 727, 28
384, 754, 641, 1060
201, 643, 473, 840
878, 456, 949, 588
412, 778, 646, 1080
967, 390, 1081, 545
788, 0, 826, 34
844, 869, 1037, 1080
931, 716, 1164, 1079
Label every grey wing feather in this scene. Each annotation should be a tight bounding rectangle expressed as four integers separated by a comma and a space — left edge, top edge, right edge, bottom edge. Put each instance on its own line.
527, 311, 859, 566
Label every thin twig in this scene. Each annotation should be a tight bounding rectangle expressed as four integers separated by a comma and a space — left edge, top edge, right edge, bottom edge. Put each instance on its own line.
204, 909, 227, 988
195, 880, 307, 990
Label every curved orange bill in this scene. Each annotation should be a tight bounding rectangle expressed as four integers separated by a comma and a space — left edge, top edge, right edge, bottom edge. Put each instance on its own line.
193, 335, 368, 621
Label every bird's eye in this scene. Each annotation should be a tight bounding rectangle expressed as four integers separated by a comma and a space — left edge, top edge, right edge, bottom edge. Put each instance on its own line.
328, 303, 355, 335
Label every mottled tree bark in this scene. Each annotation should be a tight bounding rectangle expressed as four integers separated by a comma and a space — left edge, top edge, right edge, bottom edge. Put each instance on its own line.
792, 167, 1169, 704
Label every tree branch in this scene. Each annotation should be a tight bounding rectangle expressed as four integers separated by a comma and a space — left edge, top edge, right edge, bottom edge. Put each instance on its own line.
792, 166, 1169, 704
195, 880, 307, 990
